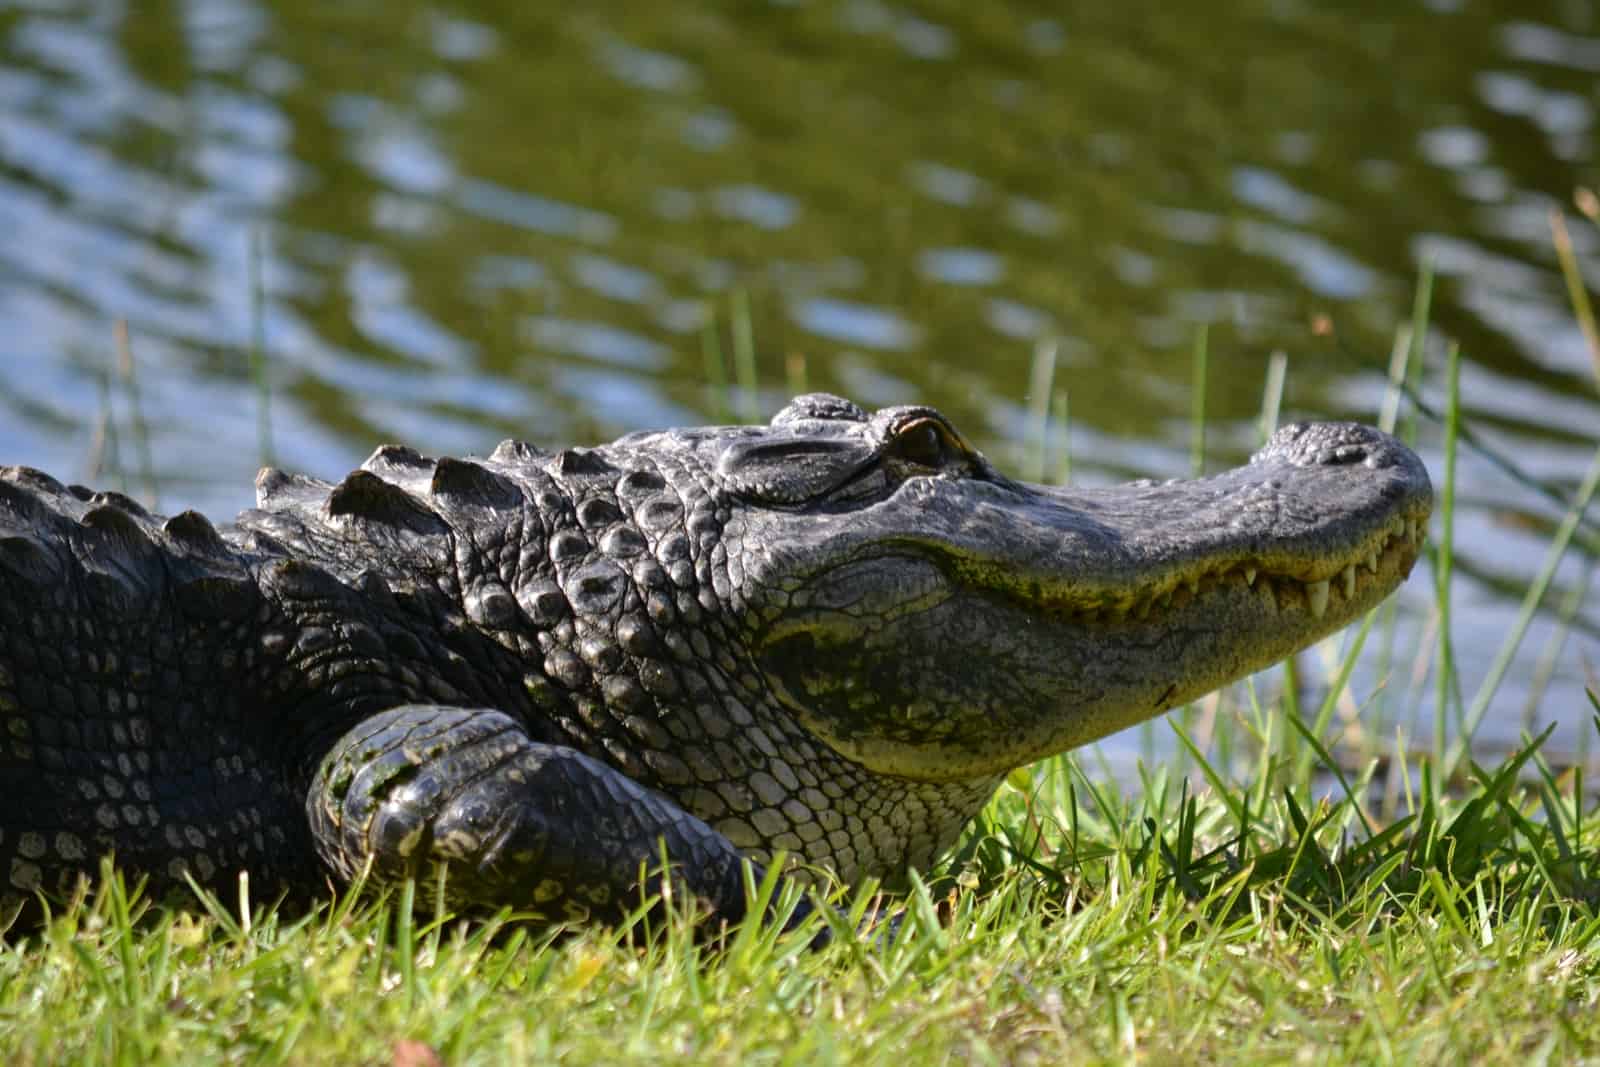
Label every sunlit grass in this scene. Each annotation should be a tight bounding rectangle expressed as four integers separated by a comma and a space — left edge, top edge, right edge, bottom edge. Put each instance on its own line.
4, 689, 1599, 1064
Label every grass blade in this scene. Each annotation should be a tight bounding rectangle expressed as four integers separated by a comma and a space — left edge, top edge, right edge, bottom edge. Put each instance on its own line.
1444, 443, 1600, 778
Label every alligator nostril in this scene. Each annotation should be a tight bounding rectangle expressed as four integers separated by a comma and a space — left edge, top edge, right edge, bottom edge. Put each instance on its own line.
1327, 445, 1368, 465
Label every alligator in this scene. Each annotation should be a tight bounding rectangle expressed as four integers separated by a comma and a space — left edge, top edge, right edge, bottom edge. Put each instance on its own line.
0, 394, 1431, 930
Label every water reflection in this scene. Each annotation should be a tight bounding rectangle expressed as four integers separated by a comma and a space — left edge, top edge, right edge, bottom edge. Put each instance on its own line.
1, 0, 1597, 757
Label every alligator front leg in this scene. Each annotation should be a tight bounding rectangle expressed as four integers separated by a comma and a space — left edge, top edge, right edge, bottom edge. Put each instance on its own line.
306, 706, 779, 929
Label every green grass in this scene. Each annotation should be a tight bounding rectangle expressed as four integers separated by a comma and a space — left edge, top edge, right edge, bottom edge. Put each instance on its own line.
9, 267, 1600, 1064
4, 711, 1600, 1065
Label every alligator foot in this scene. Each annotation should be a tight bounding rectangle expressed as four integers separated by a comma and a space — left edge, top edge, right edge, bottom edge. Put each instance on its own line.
306, 705, 785, 931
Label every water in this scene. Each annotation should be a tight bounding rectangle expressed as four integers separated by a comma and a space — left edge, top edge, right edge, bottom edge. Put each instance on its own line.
1, 0, 1597, 764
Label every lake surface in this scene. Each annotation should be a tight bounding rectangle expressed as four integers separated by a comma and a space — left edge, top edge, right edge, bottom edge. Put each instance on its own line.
2, 0, 1597, 765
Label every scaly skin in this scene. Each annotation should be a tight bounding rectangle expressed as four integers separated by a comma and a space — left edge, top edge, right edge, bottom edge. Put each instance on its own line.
0, 394, 1431, 928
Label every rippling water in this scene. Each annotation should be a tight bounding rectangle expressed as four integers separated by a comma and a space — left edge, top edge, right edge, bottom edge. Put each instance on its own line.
2, 0, 1597, 759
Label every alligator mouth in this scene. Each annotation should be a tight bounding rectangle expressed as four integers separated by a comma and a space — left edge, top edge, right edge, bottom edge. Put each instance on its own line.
749, 416, 1433, 782
1021, 510, 1429, 628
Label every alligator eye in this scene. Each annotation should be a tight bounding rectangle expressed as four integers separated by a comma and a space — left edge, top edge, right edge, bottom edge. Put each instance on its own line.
887, 420, 950, 468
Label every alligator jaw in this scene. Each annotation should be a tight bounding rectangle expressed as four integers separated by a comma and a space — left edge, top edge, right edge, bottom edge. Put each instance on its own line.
750, 420, 1434, 783
1017, 509, 1428, 629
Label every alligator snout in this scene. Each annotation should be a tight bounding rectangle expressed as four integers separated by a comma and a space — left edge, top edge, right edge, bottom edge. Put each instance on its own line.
1258, 420, 1433, 489
747, 406, 1433, 782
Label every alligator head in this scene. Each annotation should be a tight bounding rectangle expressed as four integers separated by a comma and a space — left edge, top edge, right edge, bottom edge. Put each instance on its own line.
688, 393, 1431, 782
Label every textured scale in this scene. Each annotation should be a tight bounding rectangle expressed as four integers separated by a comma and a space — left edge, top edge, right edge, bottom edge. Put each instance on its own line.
0, 395, 1431, 930
0, 468, 310, 908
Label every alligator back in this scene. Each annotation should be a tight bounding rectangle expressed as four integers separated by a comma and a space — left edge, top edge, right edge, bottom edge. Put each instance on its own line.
0, 467, 311, 907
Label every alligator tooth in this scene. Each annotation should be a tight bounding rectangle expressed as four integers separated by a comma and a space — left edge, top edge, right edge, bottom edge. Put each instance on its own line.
1260, 580, 1279, 612
1306, 579, 1330, 619
1342, 565, 1356, 599
1156, 591, 1172, 611
1366, 551, 1379, 573
1390, 516, 1405, 539
1244, 567, 1257, 587
1186, 577, 1200, 596
1405, 518, 1419, 543
1133, 600, 1152, 621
